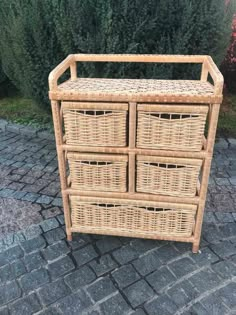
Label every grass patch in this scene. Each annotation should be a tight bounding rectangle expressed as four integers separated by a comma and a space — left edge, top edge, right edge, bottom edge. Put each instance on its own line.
218, 93, 236, 137
0, 96, 52, 129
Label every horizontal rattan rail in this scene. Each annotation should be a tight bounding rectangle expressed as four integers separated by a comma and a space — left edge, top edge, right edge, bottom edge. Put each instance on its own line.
70, 226, 195, 242
65, 189, 200, 204
61, 145, 208, 158
62, 102, 128, 110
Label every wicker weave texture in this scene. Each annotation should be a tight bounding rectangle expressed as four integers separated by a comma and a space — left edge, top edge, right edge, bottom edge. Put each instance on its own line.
67, 153, 128, 192
49, 55, 223, 104
70, 196, 197, 237
49, 54, 224, 252
62, 103, 127, 147
137, 105, 208, 151
136, 156, 202, 197
58, 78, 214, 98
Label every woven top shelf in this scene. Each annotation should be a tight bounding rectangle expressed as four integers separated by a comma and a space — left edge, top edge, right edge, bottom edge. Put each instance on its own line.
53, 78, 216, 103
49, 54, 223, 104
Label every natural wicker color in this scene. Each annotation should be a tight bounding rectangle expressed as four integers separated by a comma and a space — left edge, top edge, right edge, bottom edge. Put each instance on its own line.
136, 155, 202, 197
49, 54, 223, 104
62, 102, 128, 147
49, 54, 224, 252
67, 153, 128, 192
137, 105, 208, 151
70, 196, 197, 238
54, 78, 216, 104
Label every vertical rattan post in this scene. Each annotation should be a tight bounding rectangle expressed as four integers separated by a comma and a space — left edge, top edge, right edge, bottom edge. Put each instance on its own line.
129, 153, 135, 193
129, 102, 136, 149
192, 103, 220, 253
70, 63, 77, 81
128, 102, 137, 194
201, 61, 208, 81
51, 100, 72, 241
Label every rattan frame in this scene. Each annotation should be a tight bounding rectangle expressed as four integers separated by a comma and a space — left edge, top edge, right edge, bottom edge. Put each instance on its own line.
49, 54, 223, 253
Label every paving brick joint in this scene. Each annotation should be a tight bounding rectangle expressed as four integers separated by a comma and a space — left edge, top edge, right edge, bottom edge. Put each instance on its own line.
0, 130, 236, 314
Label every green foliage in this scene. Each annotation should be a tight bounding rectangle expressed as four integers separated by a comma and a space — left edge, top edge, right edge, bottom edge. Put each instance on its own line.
0, 0, 233, 107
0, 0, 63, 106
0, 62, 7, 85
0, 61, 16, 98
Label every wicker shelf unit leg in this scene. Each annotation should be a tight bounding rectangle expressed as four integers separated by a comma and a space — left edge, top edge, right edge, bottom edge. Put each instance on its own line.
192, 103, 220, 252
51, 100, 72, 241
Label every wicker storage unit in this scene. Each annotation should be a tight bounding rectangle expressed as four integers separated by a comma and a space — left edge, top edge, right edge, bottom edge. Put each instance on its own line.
49, 54, 223, 253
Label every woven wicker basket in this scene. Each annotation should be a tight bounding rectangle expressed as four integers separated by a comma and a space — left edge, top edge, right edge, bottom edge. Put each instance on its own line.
136, 155, 202, 197
62, 102, 128, 146
137, 104, 208, 151
67, 153, 128, 192
70, 196, 197, 238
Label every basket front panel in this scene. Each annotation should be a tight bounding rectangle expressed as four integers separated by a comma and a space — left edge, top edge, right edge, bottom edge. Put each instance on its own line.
70, 198, 197, 237
68, 156, 127, 192
63, 109, 127, 146
137, 110, 208, 151
136, 157, 201, 197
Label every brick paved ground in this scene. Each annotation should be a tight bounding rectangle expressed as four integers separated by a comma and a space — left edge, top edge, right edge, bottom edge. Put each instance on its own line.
0, 130, 236, 314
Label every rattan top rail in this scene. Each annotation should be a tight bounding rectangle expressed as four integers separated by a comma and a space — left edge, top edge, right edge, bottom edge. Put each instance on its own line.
49, 54, 223, 103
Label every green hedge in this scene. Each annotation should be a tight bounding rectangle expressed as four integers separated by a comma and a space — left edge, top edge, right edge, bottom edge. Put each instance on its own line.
0, 62, 6, 85
0, 0, 63, 106
0, 62, 12, 98
0, 0, 233, 107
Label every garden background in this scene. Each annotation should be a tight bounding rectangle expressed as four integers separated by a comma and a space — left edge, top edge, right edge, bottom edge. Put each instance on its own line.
0, 0, 235, 135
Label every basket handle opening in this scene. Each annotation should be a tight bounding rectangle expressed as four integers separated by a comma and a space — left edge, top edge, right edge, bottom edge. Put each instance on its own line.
77, 110, 113, 115
92, 203, 121, 208
139, 206, 172, 212
144, 162, 185, 169
81, 161, 113, 166
148, 113, 199, 119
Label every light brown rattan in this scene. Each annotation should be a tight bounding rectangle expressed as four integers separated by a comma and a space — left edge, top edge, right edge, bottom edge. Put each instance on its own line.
49, 54, 224, 252
67, 153, 128, 192
137, 105, 208, 151
70, 196, 197, 238
49, 54, 223, 104
62, 102, 128, 147
55, 78, 215, 104
136, 155, 202, 197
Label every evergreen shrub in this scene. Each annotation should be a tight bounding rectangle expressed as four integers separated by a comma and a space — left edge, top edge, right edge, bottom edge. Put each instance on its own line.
0, 0, 233, 107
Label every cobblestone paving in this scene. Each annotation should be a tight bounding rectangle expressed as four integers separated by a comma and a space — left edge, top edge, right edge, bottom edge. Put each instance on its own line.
0, 130, 236, 314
